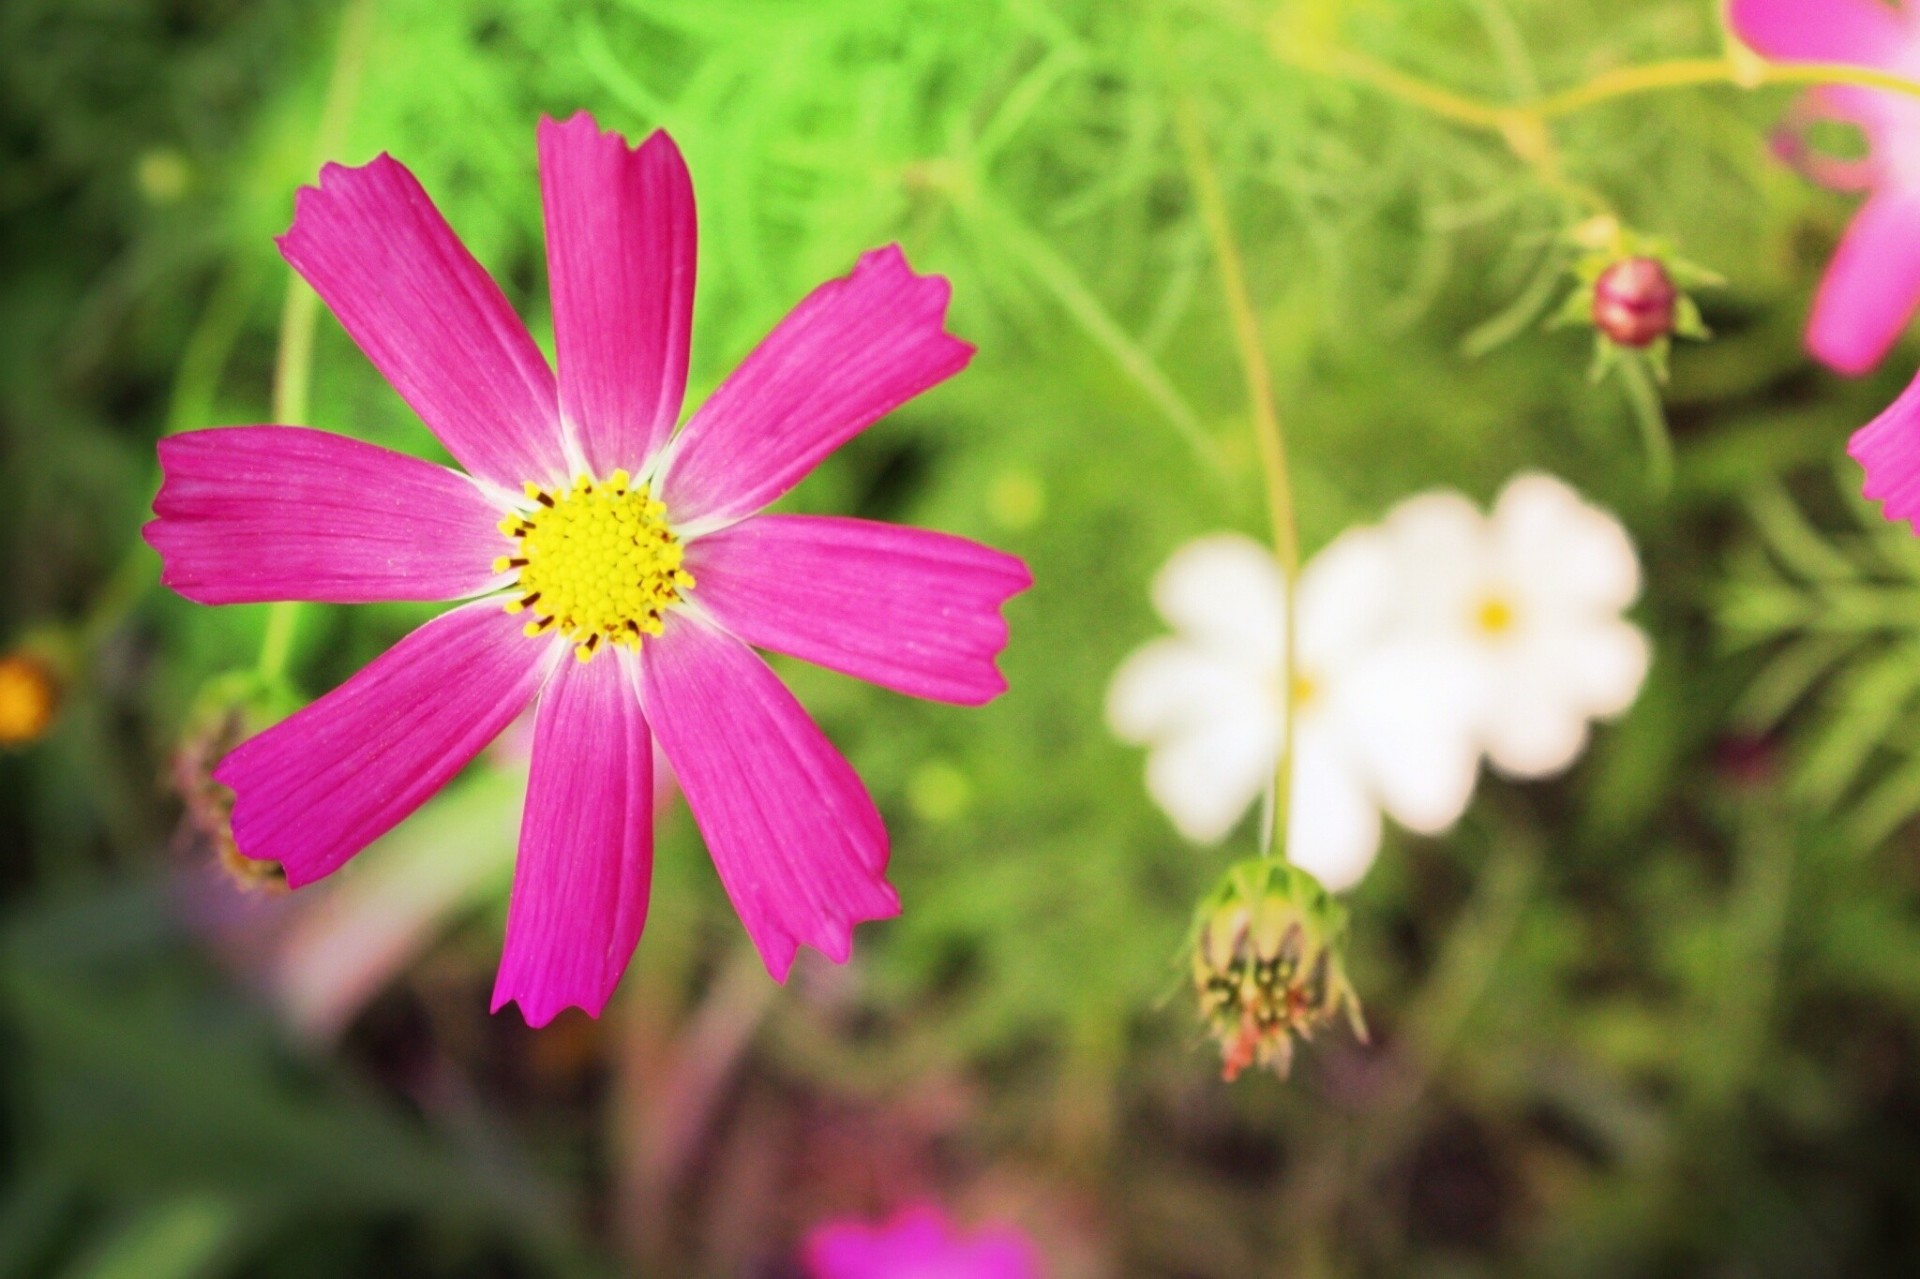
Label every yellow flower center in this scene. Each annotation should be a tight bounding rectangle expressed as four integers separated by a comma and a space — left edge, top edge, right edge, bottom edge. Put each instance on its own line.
495, 470, 693, 663
1475, 595, 1516, 636
1290, 671, 1319, 711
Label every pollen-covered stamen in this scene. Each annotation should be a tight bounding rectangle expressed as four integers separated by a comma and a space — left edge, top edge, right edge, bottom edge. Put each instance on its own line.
495, 469, 694, 662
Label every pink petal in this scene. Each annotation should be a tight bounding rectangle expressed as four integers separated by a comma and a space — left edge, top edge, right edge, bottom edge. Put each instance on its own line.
1808, 189, 1920, 376
684, 515, 1030, 705
145, 427, 510, 605
1851, 363, 1920, 528
278, 155, 566, 491
492, 651, 653, 1026
539, 114, 696, 477
1728, 0, 1908, 68
1771, 89, 1886, 193
802, 1204, 1043, 1279
639, 613, 897, 980
656, 245, 974, 527
216, 601, 557, 888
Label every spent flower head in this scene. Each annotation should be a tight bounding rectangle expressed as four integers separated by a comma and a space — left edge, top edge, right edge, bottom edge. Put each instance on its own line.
1190, 858, 1366, 1082
170, 672, 300, 893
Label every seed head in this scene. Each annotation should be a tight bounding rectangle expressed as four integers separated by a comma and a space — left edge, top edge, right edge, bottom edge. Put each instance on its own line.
1190, 859, 1367, 1082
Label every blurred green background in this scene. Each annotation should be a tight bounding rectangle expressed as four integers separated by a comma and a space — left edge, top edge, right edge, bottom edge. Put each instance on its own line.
7, 0, 1920, 1274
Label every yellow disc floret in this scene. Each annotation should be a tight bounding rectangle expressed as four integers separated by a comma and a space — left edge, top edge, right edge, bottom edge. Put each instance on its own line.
495, 470, 693, 662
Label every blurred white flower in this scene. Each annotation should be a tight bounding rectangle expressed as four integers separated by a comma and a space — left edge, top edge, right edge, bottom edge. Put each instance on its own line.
1106, 532, 1479, 892
1379, 473, 1650, 778
1108, 471, 1649, 890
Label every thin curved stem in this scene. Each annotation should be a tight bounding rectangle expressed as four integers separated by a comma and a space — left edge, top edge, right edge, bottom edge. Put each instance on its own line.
1172, 92, 1301, 858
1306, 46, 1920, 142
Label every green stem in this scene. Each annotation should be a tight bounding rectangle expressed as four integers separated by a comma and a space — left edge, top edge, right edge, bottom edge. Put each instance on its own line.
1307, 48, 1920, 139
1617, 352, 1676, 493
1172, 93, 1301, 859
256, 0, 376, 682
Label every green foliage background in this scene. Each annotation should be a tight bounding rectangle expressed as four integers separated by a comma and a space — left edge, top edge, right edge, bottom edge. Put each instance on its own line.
5, 0, 1920, 1274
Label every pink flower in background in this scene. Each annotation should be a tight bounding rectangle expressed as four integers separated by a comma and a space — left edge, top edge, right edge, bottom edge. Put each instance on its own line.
1730, 0, 1920, 375
144, 113, 1029, 1025
803, 1204, 1043, 1279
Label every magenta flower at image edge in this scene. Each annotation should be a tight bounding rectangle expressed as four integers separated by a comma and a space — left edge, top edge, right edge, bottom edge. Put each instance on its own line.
1729, 0, 1920, 376
142, 113, 1031, 1026
1851, 364, 1920, 531
802, 1203, 1043, 1279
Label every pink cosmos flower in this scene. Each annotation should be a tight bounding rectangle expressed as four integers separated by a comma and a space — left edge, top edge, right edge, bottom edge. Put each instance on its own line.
143, 113, 1030, 1025
1729, 0, 1920, 375
802, 1204, 1043, 1279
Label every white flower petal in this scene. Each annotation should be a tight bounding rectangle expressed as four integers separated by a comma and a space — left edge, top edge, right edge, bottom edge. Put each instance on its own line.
1107, 638, 1275, 744
1483, 617, 1650, 778
1285, 731, 1383, 892
1378, 489, 1493, 622
1144, 713, 1279, 843
1296, 526, 1397, 664
1151, 533, 1287, 667
1492, 472, 1641, 614
1561, 617, 1653, 717
1480, 631, 1595, 777
1332, 637, 1486, 834
1484, 690, 1591, 778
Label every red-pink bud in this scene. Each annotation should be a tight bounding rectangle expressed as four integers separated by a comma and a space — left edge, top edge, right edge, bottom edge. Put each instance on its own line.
1591, 257, 1677, 348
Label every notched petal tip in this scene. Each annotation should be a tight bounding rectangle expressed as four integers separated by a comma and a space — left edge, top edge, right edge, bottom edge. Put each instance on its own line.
1850, 380, 1920, 530
540, 109, 685, 162
754, 886, 904, 984
489, 988, 609, 1029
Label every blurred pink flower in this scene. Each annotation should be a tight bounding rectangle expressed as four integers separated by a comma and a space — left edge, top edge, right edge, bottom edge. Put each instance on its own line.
143, 113, 1029, 1026
803, 1204, 1043, 1279
1730, 0, 1920, 374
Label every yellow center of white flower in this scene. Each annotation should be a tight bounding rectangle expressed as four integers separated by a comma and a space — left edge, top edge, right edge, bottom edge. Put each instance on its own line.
495, 470, 693, 663
1475, 595, 1516, 637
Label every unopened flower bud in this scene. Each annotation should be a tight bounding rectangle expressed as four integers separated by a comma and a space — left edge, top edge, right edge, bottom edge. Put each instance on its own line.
0, 648, 63, 748
1591, 257, 1677, 349
1190, 859, 1366, 1082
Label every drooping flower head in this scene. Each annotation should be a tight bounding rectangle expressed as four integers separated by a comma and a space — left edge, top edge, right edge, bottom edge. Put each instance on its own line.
802, 1203, 1043, 1279
1729, 0, 1920, 375
1190, 858, 1366, 1082
144, 114, 1030, 1025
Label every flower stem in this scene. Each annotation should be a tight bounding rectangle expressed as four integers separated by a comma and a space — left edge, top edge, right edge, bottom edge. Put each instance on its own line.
1616, 352, 1676, 493
1172, 93, 1301, 859
1300, 44, 1920, 147
256, 0, 376, 683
